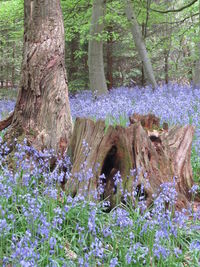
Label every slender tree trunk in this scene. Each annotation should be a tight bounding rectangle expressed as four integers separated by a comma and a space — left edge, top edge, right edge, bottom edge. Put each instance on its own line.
163, 0, 172, 85
141, 23, 145, 87
164, 50, 169, 84
193, 44, 200, 87
141, 0, 151, 87
3, 0, 72, 153
106, 26, 113, 90
6, 67, 9, 88
68, 36, 79, 81
88, 0, 108, 95
124, 0, 157, 89
11, 42, 16, 87
193, 0, 200, 87
0, 68, 3, 88
0, 40, 3, 88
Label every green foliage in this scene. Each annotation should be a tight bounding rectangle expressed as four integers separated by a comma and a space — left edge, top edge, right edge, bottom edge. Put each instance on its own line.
0, 88, 18, 100
0, 0, 200, 89
104, 113, 128, 133
0, 155, 200, 265
0, 0, 23, 86
191, 147, 200, 185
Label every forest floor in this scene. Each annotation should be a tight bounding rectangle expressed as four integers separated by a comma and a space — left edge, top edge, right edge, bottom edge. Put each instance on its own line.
0, 84, 200, 266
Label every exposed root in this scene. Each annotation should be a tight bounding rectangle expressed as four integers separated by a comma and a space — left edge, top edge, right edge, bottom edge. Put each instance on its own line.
0, 112, 14, 131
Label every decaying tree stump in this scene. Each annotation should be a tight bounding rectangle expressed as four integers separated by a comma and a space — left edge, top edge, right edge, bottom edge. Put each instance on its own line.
66, 113, 195, 209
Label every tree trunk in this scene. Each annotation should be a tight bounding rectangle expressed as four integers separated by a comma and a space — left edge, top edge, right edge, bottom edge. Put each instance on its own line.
141, 23, 145, 87
124, 0, 157, 90
106, 26, 113, 90
163, 1, 172, 85
164, 50, 169, 84
2, 0, 72, 153
68, 35, 79, 81
88, 0, 108, 95
193, 44, 200, 88
11, 41, 16, 88
0, 40, 3, 88
193, 0, 200, 88
141, 1, 151, 87
66, 114, 195, 209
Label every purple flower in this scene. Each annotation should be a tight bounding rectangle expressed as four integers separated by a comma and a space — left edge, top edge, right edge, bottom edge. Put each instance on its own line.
0, 218, 9, 233
102, 227, 112, 237
189, 241, 200, 251
110, 257, 118, 267
88, 208, 97, 233
90, 237, 104, 259
125, 243, 148, 265
189, 184, 199, 195
49, 236, 57, 250
78, 257, 84, 266
113, 171, 123, 193
174, 247, 182, 258
11, 231, 39, 265
112, 208, 133, 228
153, 243, 170, 259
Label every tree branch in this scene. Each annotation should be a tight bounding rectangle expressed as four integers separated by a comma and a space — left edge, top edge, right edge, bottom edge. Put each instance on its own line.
159, 12, 199, 25
150, 0, 198, 14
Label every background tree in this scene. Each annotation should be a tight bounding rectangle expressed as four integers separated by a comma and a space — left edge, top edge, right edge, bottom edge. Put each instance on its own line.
0, 0, 200, 90
124, 0, 157, 89
88, 0, 108, 95
0, 0, 23, 88
193, 0, 200, 87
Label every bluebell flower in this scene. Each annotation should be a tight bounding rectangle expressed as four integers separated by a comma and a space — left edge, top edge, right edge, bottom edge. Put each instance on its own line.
174, 247, 182, 258
110, 257, 118, 267
88, 208, 97, 233
189, 184, 199, 195
189, 241, 200, 251
49, 236, 57, 250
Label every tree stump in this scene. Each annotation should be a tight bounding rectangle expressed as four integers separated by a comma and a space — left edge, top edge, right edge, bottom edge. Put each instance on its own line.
66, 114, 195, 209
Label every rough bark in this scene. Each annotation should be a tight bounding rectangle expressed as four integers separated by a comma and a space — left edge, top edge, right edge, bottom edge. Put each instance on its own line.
88, 0, 108, 95
124, 0, 157, 89
66, 114, 195, 209
2, 0, 72, 153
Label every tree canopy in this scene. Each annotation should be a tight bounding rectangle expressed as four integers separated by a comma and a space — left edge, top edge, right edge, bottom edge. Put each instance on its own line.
0, 0, 199, 89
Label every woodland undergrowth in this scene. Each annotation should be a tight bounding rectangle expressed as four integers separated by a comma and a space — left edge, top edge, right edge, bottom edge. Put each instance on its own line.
0, 84, 200, 266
